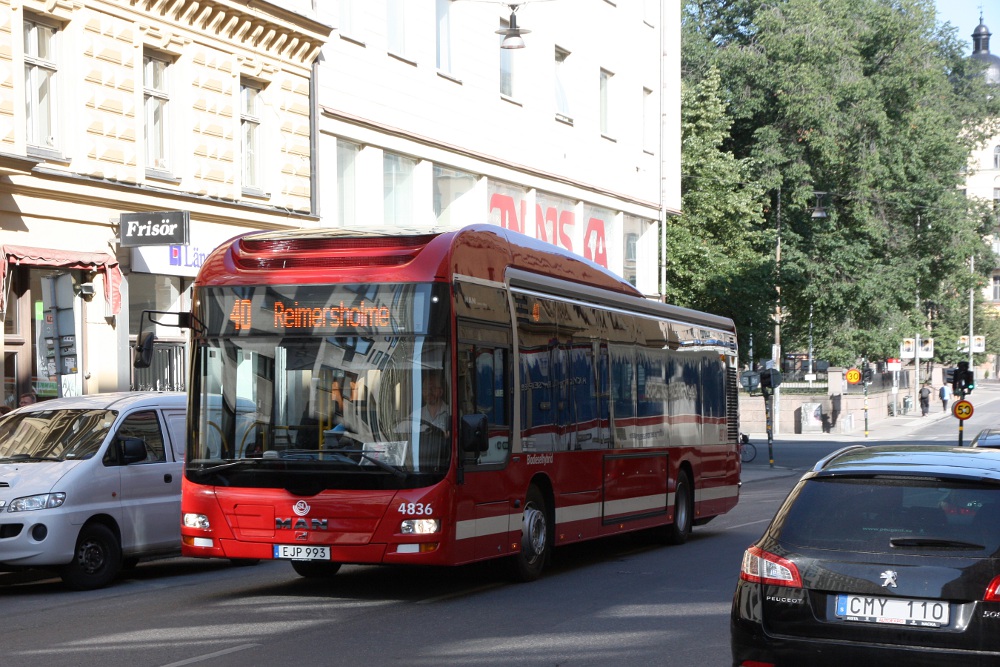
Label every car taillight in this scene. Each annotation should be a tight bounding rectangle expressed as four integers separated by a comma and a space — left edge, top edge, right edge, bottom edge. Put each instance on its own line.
740, 545, 802, 587
984, 575, 1000, 602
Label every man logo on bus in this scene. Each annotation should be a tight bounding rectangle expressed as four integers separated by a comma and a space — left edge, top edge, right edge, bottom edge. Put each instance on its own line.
293, 500, 311, 516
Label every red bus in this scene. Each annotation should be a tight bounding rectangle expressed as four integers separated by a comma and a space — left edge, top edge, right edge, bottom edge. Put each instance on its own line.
160, 224, 741, 580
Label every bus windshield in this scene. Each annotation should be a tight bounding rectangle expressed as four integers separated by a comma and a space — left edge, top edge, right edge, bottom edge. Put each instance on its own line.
187, 282, 452, 490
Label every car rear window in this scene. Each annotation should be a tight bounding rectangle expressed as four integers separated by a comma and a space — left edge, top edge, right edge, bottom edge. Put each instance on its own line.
774, 477, 1000, 554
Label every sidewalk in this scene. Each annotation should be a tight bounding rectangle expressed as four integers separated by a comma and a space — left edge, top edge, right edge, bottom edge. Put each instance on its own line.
739, 382, 1000, 485
746, 381, 1000, 444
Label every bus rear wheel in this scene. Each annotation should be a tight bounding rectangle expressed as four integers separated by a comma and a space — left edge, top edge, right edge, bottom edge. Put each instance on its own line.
291, 560, 342, 578
510, 486, 550, 582
666, 470, 693, 545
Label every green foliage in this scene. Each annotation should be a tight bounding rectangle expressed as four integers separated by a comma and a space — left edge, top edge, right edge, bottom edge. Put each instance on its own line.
682, 0, 1000, 368
672, 66, 770, 364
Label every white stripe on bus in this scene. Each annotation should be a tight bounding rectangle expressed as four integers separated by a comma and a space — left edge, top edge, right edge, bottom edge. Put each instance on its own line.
455, 484, 738, 541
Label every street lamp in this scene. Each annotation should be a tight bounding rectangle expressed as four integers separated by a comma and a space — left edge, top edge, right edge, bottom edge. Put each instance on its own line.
811, 192, 828, 219
497, 4, 531, 49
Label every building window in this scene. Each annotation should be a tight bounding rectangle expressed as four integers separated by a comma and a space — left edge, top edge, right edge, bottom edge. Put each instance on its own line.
384, 152, 416, 226
337, 139, 359, 226
24, 16, 59, 152
555, 47, 572, 121
995, 188, 1000, 225
241, 81, 262, 190
436, 0, 452, 73
500, 19, 514, 97
600, 69, 613, 137
340, 0, 355, 36
433, 164, 477, 226
144, 53, 171, 172
387, 0, 407, 58
643, 87, 655, 153
994, 146, 1000, 169
993, 275, 1000, 302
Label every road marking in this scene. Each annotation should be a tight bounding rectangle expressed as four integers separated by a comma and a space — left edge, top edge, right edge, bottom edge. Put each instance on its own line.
159, 644, 259, 667
723, 518, 772, 531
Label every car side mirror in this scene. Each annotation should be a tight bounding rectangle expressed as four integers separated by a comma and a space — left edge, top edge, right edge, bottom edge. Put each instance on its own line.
120, 437, 148, 464
460, 414, 489, 453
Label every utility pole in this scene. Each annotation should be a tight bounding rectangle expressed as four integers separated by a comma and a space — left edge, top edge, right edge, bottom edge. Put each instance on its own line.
970, 255, 975, 369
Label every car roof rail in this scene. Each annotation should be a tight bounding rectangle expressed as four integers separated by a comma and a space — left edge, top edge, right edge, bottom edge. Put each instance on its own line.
811, 444, 868, 472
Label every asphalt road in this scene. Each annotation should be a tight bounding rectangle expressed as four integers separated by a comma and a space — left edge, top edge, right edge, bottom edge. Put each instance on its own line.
6, 390, 1000, 667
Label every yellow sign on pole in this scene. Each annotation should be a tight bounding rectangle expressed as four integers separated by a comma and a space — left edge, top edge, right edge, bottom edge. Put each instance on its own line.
953, 400, 974, 421
846, 368, 862, 385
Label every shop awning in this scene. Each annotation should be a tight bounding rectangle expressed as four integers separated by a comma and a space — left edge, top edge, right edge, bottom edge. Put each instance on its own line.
0, 245, 123, 315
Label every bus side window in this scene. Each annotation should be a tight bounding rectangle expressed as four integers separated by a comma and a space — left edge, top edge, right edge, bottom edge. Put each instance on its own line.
457, 341, 510, 466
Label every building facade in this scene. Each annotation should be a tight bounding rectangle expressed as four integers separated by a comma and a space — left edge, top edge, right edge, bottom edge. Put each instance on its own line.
0, 0, 677, 401
966, 17, 1000, 376
313, 1, 669, 294
0, 0, 328, 404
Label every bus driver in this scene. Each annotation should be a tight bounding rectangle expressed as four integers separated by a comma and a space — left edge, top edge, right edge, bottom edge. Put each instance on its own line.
415, 371, 449, 435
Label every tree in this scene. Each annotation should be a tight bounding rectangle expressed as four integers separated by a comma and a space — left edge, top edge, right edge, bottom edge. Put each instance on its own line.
673, 66, 770, 365
683, 0, 1000, 367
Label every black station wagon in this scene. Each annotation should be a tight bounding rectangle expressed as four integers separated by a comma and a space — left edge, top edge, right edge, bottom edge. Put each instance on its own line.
731, 445, 1000, 667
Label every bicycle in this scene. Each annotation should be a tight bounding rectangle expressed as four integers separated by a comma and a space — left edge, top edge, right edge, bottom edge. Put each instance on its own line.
740, 433, 757, 463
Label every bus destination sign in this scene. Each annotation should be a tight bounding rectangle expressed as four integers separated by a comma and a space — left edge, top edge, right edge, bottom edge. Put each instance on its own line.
199, 284, 436, 336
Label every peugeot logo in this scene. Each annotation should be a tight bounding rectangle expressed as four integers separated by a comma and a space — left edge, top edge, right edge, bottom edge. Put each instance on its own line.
293, 500, 311, 517
880, 570, 898, 588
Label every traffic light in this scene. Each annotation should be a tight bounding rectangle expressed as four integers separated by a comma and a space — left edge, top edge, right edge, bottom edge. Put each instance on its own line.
944, 367, 956, 385
862, 364, 873, 385
955, 361, 970, 396
964, 368, 976, 395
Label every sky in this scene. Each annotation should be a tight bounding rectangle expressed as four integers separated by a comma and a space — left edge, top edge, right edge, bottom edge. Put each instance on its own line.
934, 0, 995, 53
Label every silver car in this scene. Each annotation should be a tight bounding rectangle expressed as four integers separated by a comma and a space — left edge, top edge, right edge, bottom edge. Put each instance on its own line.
0, 391, 186, 589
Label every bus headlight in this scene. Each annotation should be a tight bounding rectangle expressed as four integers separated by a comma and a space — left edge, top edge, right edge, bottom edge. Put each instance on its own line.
183, 513, 211, 529
400, 519, 440, 534
8, 493, 66, 512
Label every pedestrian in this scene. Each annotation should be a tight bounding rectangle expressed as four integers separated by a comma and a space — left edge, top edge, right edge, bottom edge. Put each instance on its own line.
919, 382, 932, 416
939, 382, 951, 413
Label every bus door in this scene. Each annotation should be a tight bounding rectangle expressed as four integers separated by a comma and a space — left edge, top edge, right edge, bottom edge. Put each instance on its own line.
456, 323, 513, 561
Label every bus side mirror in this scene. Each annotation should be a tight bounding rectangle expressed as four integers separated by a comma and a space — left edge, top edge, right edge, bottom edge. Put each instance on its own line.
134, 331, 155, 369
460, 414, 489, 453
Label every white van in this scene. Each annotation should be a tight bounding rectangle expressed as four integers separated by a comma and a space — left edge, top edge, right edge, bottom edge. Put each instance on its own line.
0, 391, 186, 589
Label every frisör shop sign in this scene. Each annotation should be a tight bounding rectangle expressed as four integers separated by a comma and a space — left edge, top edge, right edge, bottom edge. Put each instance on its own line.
119, 211, 190, 247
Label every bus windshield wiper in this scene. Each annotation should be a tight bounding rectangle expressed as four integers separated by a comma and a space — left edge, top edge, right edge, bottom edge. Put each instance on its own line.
890, 537, 985, 550
197, 459, 264, 473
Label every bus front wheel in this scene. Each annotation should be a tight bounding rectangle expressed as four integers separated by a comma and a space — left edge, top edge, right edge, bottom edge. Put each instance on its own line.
510, 486, 550, 582
666, 470, 693, 545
